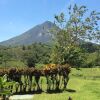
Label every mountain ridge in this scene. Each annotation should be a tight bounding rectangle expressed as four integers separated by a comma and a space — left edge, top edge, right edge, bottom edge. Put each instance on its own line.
0, 21, 55, 46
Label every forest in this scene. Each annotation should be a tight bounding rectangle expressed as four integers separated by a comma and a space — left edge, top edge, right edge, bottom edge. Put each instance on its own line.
0, 41, 100, 68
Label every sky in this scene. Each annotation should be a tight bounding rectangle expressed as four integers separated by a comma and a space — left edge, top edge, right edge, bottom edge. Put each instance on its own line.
0, 0, 100, 42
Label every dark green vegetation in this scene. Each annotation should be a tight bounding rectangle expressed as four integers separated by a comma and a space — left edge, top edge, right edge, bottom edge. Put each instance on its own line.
0, 42, 99, 68
0, 43, 51, 68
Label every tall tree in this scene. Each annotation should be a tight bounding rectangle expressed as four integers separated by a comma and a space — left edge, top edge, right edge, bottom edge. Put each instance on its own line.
51, 4, 100, 66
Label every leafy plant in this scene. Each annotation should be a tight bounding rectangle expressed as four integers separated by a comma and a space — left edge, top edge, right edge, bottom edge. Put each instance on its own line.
0, 74, 15, 99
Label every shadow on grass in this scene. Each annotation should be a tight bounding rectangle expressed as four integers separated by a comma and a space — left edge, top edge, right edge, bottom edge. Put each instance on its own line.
46, 88, 76, 94
12, 88, 76, 95
46, 89, 63, 94
13, 90, 43, 95
66, 89, 76, 93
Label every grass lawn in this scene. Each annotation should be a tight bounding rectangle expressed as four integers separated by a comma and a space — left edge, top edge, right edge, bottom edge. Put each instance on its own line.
34, 68, 100, 100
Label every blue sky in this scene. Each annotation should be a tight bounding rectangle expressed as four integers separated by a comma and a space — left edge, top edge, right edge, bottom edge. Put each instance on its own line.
0, 0, 100, 42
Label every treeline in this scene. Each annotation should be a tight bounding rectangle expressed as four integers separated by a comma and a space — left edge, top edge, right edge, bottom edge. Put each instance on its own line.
80, 42, 100, 67
0, 42, 99, 68
0, 43, 51, 68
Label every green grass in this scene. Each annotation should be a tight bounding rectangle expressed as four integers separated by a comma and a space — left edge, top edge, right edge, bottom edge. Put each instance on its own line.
70, 68, 100, 79
34, 68, 100, 100
0, 60, 26, 68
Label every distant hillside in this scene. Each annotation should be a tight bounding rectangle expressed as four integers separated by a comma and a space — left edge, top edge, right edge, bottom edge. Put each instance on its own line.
0, 21, 56, 46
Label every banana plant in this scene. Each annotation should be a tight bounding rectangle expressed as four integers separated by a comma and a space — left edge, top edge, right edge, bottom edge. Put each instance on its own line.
0, 74, 15, 99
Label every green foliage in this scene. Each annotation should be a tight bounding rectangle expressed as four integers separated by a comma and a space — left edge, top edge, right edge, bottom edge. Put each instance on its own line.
64, 47, 86, 67
26, 55, 36, 67
55, 4, 100, 44
7, 60, 26, 68
85, 52, 100, 67
0, 75, 15, 96
80, 42, 99, 53
51, 4, 100, 67
0, 43, 51, 67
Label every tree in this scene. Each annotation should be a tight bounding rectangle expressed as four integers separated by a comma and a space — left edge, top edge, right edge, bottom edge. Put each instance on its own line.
0, 51, 12, 67
26, 55, 36, 67
55, 4, 100, 44
22, 45, 26, 50
0, 53, 3, 64
95, 45, 100, 66
51, 4, 100, 66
